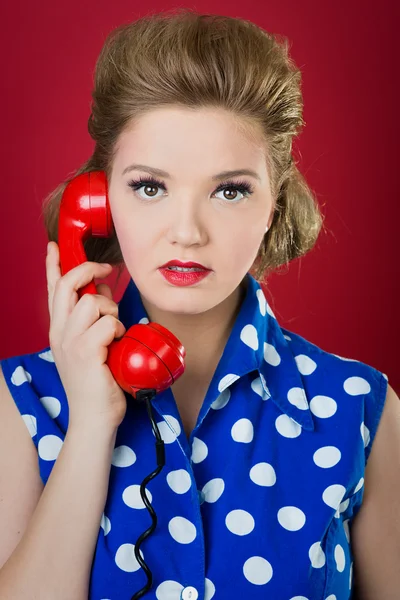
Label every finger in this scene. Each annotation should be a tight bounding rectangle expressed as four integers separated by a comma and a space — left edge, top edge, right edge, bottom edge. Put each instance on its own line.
50, 261, 113, 341
77, 314, 127, 362
62, 293, 119, 342
46, 242, 62, 320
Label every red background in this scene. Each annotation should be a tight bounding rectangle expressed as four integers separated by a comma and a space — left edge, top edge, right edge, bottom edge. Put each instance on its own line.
1, 1, 398, 393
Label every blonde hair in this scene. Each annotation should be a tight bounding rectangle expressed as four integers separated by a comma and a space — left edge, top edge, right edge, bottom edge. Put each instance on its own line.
42, 8, 325, 284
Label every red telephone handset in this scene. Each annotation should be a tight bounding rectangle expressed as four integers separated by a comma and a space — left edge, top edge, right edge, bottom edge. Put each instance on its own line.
58, 170, 186, 400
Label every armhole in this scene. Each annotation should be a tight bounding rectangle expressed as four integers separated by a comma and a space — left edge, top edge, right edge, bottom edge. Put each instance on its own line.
364, 372, 389, 467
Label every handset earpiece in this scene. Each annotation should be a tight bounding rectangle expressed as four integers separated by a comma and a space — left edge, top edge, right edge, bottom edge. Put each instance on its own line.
58, 171, 113, 296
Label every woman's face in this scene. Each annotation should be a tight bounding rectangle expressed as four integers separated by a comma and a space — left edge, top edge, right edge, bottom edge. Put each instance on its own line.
108, 106, 274, 316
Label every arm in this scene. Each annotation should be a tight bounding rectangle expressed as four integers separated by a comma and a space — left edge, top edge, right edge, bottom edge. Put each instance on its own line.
350, 383, 400, 599
0, 421, 117, 600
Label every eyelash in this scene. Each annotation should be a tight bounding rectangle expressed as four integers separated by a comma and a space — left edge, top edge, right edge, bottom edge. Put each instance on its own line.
127, 175, 254, 204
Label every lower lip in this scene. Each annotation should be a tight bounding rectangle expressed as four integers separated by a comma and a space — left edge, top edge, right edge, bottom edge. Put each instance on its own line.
159, 267, 211, 286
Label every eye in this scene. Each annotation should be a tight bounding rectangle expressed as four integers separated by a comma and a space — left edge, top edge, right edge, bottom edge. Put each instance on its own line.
213, 180, 254, 203
127, 176, 166, 200
127, 176, 255, 203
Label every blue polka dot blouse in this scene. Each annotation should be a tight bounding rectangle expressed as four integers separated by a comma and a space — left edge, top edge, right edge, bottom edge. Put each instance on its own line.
0, 272, 389, 600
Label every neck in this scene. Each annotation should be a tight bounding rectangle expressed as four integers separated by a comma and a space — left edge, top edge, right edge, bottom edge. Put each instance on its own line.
140, 275, 248, 378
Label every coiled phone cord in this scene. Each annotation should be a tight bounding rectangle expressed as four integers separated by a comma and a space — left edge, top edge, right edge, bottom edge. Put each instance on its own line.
130, 388, 165, 600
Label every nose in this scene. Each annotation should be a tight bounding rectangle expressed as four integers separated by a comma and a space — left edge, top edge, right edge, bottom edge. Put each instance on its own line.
166, 195, 206, 246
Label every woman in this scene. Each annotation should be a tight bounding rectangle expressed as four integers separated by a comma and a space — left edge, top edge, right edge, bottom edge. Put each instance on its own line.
0, 8, 398, 600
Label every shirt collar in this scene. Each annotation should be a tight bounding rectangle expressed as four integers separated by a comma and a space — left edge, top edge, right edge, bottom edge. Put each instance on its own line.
118, 272, 315, 432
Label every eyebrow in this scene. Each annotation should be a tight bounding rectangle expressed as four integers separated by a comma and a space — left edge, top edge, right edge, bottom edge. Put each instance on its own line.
121, 163, 261, 183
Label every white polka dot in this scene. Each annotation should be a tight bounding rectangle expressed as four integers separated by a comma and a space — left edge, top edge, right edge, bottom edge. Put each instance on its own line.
349, 561, 353, 589
139, 317, 150, 324
322, 484, 346, 509
38, 434, 63, 460
313, 446, 341, 468
240, 324, 259, 350
251, 375, 271, 400
259, 372, 272, 399
263, 343, 281, 366
344, 376, 371, 396
343, 519, 350, 543
217, 373, 240, 393
325, 595, 337, 600
243, 556, 273, 585
289, 597, 309, 600
40, 396, 61, 418
231, 418, 254, 443
339, 498, 349, 513
167, 469, 192, 494
100, 513, 111, 535
11, 366, 32, 386
112, 445, 136, 467
277, 506, 306, 531
155, 580, 184, 599
288, 387, 309, 410
353, 477, 364, 494
226, 509, 255, 535
211, 388, 231, 409
283, 334, 292, 341
115, 543, 144, 572
256, 289, 267, 316
191, 437, 208, 463
154, 416, 180, 444
122, 484, 153, 509
38, 349, 54, 362
250, 462, 276, 487
168, 516, 197, 544
275, 414, 302, 438
295, 354, 317, 375
310, 395, 337, 418
309, 541, 326, 568
204, 577, 216, 600
335, 544, 345, 572
21, 414, 37, 437
202, 478, 225, 503
266, 303, 276, 319
164, 414, 181, 435
361, 422, 370, 447
382, 373, 388, 381
152, 424, 172, 443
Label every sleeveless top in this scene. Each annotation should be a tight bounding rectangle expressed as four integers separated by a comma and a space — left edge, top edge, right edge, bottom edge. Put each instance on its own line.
0, 272, 388, 600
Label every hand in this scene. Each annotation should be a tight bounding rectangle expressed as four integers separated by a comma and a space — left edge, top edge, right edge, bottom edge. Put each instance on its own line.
46, 241, 128, 432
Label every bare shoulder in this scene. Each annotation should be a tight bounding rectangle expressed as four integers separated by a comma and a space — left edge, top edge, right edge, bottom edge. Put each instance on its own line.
351, 382, 400, 598
0, 362, 44, 569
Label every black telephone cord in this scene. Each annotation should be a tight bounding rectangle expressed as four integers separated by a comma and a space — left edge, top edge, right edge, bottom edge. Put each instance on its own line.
130, 389, 165, 600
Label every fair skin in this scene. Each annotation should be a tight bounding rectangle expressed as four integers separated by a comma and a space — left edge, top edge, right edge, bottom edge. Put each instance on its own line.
108, 106, 274, 391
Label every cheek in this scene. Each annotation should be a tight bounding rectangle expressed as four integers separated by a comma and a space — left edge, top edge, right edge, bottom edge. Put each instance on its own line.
229, 241, 261, 274
113, 215, 153, 264
223, 222, 265, 267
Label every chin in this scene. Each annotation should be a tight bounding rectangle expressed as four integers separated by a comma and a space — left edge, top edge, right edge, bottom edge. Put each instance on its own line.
161, 300, 210, 315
